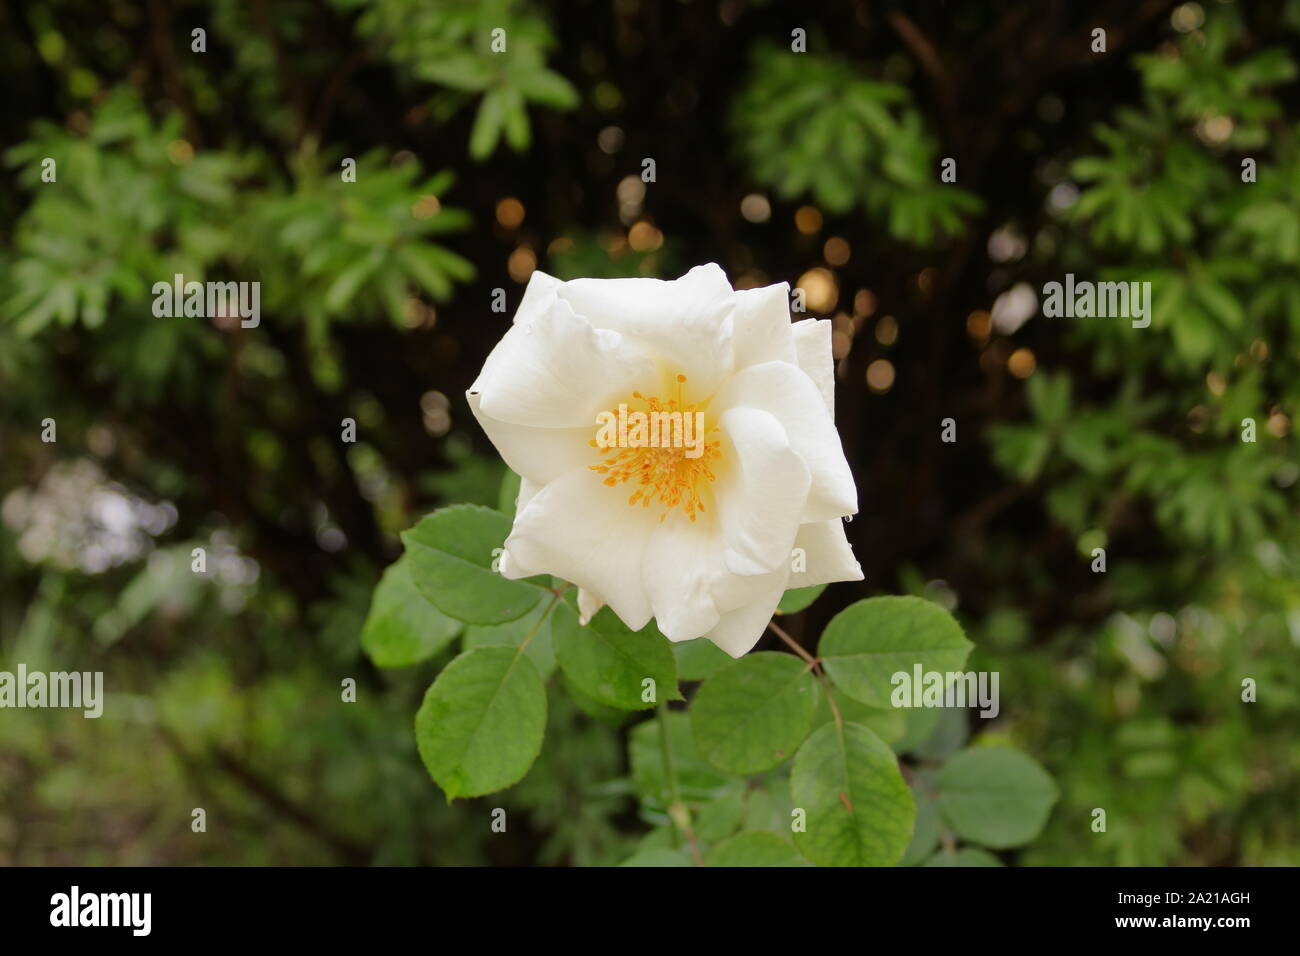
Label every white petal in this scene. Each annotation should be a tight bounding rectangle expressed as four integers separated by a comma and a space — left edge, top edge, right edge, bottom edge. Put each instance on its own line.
577, 587, 604, 625
558, 263, 732, 329
467, 392, 595, 486
704, 581, 787, 658
515, 477, 543, 514
716, 360, 857, 521
555, 264, 736, 393
512, 269, 562, 324
791, 318, 835, 416
472, 295, 656, 428
716, 406, 810, 576
641, 513, 723, 642
504, 466, 655, 630
732, 281, 796, 370
789, 519, 863, 587
711, 564, 787, 615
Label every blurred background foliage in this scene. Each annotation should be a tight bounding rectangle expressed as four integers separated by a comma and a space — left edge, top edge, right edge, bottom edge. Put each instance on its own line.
1, 0, 1297, 865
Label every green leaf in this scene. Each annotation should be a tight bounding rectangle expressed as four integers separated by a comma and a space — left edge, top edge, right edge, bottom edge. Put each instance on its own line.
893, 706, 942, 754
552, 598, 680, 710
401, 505, 550, 625
469, 89, 508, 160
1060, 417, 1110, 474
777, 584, 825, 614
672, 638, 733, 681
414, 646, 547, 799
988, 423, 1051, 482
813, 686, 906, 745
560, 670, 630, 725
819, 596, 973, 708
462, 600, 556, 680
741, 778, 797, 834
397, 245, 455, 300
936, 747, 1059, 848
522, 68, 580, 110
324, 255, 378, 313
692, 788, 746, 841
619, 846, 693, 867
360, 556, 461, 667
1027, 371, 1071, 426
902, 789, 942, 865
911, 706, 970, 761
629, 711, 733, 812
706, 831, 806, 867
691, 652, 818, 774
501, 88, 530, 152
1170, 306, 1217, 364
1195, 278, 1244, 329
789, 722, 915, 866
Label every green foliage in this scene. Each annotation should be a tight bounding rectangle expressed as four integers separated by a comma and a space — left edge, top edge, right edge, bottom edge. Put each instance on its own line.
2, 89, 475, 403
463, 601, 556, 680
732, 44, 981, 244
790, 722, 914, 867
690, 652, 818, 774
401, 505, 549, 624
5, 89, 245, 336
776, 584, 825, 614
250, 151, 473, 324
360, 555, 461, 667
389, 505, 1032, 865
414, 645, 547, 798
935, 747, 1059, 849
627, 711, 732, 816
551, 597, 681, 711
1135, 10, 1296, 136
820, 596, 973, 708
350, 0, 577, 159
705, 830, 806, 867
989, 2, 1299, 574
671, 637, 733, 681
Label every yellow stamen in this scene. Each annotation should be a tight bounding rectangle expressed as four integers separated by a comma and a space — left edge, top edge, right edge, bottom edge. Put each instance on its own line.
589, 374, 722, 522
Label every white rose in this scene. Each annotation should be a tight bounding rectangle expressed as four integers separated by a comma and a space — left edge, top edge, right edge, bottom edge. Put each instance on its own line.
468, 263, 862, 657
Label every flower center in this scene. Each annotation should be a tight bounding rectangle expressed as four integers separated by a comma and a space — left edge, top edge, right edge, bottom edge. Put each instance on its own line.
589, 374, 722, 522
